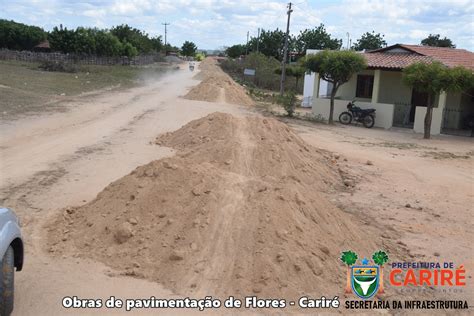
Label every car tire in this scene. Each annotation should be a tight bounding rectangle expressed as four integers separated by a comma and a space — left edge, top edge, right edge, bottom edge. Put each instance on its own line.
0, 246, 14, 316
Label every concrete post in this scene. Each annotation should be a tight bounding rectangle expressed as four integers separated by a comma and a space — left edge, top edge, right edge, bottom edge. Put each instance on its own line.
313, 73, 320, 100
372, 69, 381, 103
414, 91, 447, 135
438, 91, 447, 109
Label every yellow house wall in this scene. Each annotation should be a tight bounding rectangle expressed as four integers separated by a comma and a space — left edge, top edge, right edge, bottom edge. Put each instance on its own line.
377, 71, 412, 104
336, 70, 414, 105
335, 69, 373, 102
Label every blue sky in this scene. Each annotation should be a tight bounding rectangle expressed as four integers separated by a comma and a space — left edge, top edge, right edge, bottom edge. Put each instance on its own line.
1, 0, 473, 50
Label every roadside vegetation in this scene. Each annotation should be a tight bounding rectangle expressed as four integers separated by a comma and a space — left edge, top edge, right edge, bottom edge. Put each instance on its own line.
0, 19, 201, 59
303, 50, 367, 124
219, 52, 304, 93
0, 60, 174, 119
402, 61, 474, 139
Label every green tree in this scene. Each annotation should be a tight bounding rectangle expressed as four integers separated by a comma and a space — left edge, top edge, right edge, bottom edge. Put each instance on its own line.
73, 27, 97, 54
403, 62, 473, 139
421, 34, 455, 48
340, 251, 358, 294
150, 36, 163, 52
226, 44, 246, 58
163, 43, 180, 54
94, 30, 123, 56
295, 24, 342, 55
111, 24, 161, 53
48, 25, 78, 54
248, 29, 286, 60
121, 42, 138, 57
0, 19, 47, 50
304, 50, 367, 124
372, 250, 389, 294
352, 31, 387, 51
181, 40, 197, 57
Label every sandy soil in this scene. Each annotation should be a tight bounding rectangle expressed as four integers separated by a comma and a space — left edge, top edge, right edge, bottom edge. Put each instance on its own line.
289, 120, 474, 303
48, 112, 403, 302
184, 59, 254, 106
1, 63, 244, 315
1, 58, 473, 315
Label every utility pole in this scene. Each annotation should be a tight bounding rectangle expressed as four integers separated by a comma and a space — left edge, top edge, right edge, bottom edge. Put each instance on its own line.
162, 22, 170, 53
246, 31, 249, 55
280, 2, 293, 95
256, 28, 260, 53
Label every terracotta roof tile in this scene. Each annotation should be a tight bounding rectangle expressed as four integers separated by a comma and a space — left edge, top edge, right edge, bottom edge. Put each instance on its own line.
399, 44, 474, 70
363, 52, 433, 70
34, 40, 50, 49
367, 44, 474, 70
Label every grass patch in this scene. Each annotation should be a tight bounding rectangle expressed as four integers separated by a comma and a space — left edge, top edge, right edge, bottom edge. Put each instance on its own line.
422, 151, 471, 159
358, 141, 437, 150
0, 60, 174, 119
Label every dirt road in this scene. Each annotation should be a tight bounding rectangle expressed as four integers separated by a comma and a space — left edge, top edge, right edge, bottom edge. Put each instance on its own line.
1, 64, 245, 315
291, 120, 474, 303
1, 59, 473, 315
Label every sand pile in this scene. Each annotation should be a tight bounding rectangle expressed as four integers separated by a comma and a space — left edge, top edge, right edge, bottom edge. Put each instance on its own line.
184, 58, 254, 106
48, 113, 377, 298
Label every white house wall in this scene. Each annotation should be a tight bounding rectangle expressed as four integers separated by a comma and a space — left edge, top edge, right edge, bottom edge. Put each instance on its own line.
302, 72, 315, 107
414, 107, 444, 135
302, 49, 332, 107
312, 98, 394, 129
302, 73, 332, 107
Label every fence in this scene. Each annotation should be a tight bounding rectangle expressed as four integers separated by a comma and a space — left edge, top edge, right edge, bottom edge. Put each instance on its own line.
441, 107, 474, 137
393, 103, 414, 128
0, 49, 162, 66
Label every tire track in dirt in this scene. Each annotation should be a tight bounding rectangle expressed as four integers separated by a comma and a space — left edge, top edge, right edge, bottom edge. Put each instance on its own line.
48, 113, 403, 301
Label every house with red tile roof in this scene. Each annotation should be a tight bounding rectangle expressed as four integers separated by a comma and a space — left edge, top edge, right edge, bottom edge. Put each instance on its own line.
308, 44, 474, 136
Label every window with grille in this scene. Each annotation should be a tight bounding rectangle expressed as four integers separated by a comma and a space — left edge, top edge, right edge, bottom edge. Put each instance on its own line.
356, 75, 374, 98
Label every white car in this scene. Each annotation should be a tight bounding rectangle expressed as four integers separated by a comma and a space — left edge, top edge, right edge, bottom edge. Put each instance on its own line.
0, 208, 23, 316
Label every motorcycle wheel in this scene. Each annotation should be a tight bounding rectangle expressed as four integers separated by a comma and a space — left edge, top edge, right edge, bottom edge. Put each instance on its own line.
362, 114, 375, 128
339, 112, 352, 125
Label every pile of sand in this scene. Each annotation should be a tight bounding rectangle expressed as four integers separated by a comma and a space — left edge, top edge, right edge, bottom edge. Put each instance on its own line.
184, 58, 254, 106
48, 113, 377, 298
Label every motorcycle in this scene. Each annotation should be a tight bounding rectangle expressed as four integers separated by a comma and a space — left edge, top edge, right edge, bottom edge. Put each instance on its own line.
338, 100, 376, 128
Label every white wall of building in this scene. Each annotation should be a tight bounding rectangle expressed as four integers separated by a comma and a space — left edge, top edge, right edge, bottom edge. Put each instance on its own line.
301, 49, 331, 107
413, 92, 447, 135
414, 107, 444, 135
312, 99, 394, 129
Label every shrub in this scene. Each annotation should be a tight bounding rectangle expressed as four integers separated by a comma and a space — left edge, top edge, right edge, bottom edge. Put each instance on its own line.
219, 52, 304, 93
195, 53, 205, 61
274, 91, 297, 117
38, 60, 79, 73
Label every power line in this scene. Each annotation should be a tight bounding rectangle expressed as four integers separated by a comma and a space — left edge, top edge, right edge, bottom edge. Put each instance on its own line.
280, 2, 293, 96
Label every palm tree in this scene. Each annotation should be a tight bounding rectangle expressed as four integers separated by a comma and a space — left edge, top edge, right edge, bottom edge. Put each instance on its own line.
340, 250, 358, 294
372, 250, 389, 294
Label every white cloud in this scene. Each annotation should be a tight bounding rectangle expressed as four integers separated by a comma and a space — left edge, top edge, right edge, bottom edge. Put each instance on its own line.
1, 0, 472, 49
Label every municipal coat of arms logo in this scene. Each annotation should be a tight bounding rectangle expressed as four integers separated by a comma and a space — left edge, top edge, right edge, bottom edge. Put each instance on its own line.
340, 250, 389, 299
